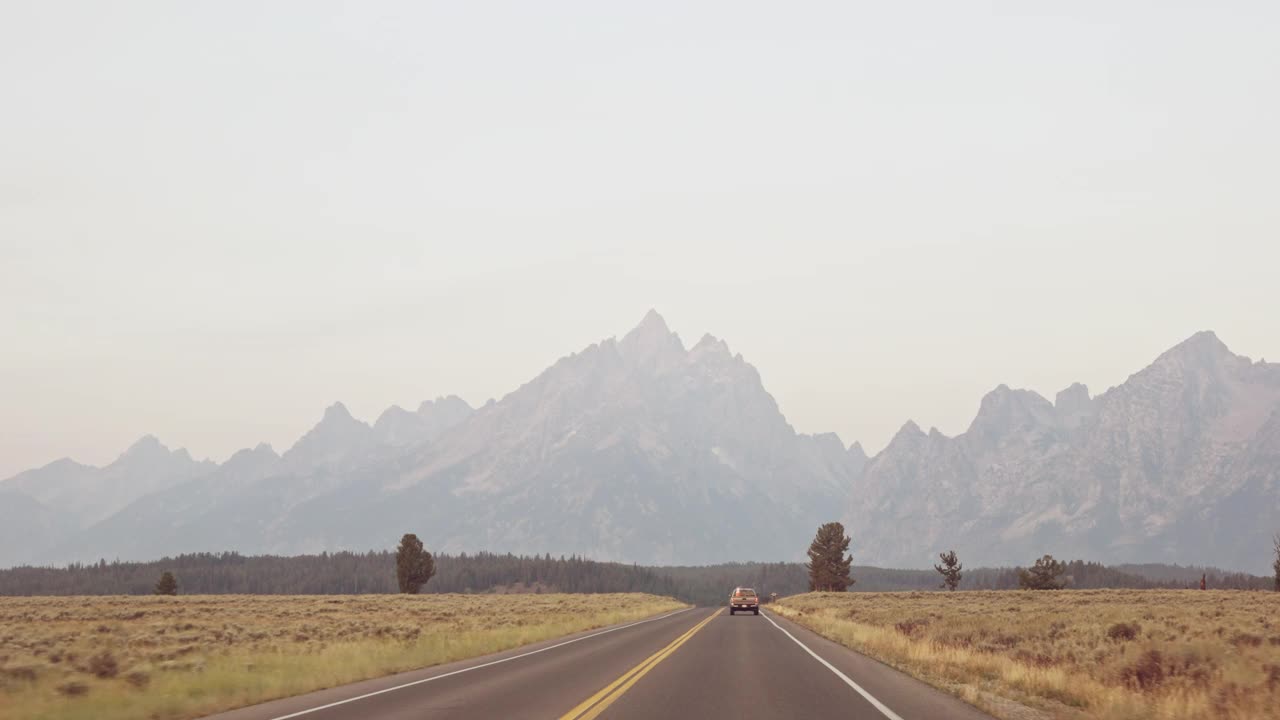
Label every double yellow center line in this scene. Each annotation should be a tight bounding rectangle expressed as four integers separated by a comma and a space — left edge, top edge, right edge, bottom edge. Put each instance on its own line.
558, 609, 718, 720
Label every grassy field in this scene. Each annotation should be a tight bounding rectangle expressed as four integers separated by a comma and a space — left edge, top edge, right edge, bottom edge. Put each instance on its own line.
772, 590, 1280, 720
0, 593, 685, 720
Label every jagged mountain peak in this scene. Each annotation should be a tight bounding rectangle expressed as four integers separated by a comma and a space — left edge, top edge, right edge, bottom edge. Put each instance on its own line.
225, 442, 281, 466
122, 434, 166, 456
978, 383, 1051, 405
1110, 331, 1277, 422
303, 402, 372, 436
375, 404, 412, 423
619, 309, 685, 369
6, 431, 213, 539
367, 311, 846, 559
691, 332, 731, 356
1182, 329, 1226, 348
966, 384, 1057, 448
845, 441, 869, 476
622, 309, 675, 343
418, 395, 473, 416
634, 308, 669, 333
890, 420, 926, 443
311, 402, 368, 432
1055, 382, 1096, 429
285, 402, 374, 467
114, 435, 205, 467
323, 401, 356, 422
374, 396, 474, 448
1154, 330, 1235, 367
1055, 382, 1091, 409
971, 385, 1054, 422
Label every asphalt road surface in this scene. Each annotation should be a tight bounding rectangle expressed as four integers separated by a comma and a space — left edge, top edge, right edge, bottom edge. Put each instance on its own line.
206, 607, 995, 720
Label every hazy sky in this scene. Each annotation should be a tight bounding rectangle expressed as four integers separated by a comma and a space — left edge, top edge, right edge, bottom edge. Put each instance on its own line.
3, 1, 1278, 479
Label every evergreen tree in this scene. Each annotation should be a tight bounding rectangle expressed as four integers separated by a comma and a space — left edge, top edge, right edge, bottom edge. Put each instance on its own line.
395, 533, 436, 594
1272, 532, 1280, 592
934, 550, 963, 590
154, 571, 178, 595
1017, 555, 1067, 590
805, 522, 854, 592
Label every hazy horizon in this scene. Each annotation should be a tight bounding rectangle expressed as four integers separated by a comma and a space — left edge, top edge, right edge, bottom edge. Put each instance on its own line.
4, 2, 1279, 478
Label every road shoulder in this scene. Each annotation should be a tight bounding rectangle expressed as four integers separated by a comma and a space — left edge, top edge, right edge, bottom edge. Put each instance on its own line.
762, 609, 996, 720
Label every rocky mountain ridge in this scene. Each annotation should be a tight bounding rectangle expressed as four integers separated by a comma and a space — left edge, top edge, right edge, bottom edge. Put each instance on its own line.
3, 317, 1277, 572
847, 331, 1280, 569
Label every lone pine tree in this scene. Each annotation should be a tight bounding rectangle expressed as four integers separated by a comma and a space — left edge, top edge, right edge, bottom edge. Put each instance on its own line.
806, 522, 854, 592
935, 550, 963, 591
395, 533, 436, 594
154, 571, 177, 596
1272, 532, 1280, 592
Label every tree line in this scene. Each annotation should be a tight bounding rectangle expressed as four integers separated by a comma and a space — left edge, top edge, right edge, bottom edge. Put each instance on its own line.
799, 522, 1277, 593
1, 533, 1273, 600
0, 550, 680, 598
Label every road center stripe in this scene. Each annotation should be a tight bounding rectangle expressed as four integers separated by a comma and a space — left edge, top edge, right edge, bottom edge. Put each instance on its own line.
559, 609, 718, 720
762, 610, 906, 720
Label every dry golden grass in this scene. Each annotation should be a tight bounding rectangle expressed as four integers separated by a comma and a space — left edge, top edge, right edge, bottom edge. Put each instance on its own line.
772, 590, 1280, 720
0, 593, 685, 720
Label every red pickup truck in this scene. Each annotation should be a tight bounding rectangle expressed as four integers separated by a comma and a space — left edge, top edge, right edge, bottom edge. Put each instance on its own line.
728, 587, 759, 615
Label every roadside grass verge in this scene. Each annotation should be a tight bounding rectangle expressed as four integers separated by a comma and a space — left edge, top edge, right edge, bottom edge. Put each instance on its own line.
0, 593, 686, 720
771, 589, 1280, 720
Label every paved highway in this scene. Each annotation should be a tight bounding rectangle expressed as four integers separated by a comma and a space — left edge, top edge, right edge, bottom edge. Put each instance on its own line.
206, 607, 994, 720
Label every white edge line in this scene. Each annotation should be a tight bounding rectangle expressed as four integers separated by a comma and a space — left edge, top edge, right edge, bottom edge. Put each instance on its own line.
264, 606, 694, 720
762, 610, 906, 720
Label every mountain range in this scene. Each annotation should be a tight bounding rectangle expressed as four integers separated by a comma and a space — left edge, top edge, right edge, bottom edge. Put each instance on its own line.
3, 312, 1278, 572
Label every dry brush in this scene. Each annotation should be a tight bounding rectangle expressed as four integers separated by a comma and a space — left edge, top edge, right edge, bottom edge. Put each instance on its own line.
772, 589, 1280, 720
0, 592, 684, 720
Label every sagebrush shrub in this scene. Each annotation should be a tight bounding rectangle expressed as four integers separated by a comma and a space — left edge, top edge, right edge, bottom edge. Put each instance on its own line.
88, 651, 119, 679
1122, 649, 1165, 690
1107, 622, 1140, 641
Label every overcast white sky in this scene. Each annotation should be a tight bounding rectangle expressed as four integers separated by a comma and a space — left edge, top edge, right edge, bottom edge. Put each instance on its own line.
2, 1, 1278, 478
